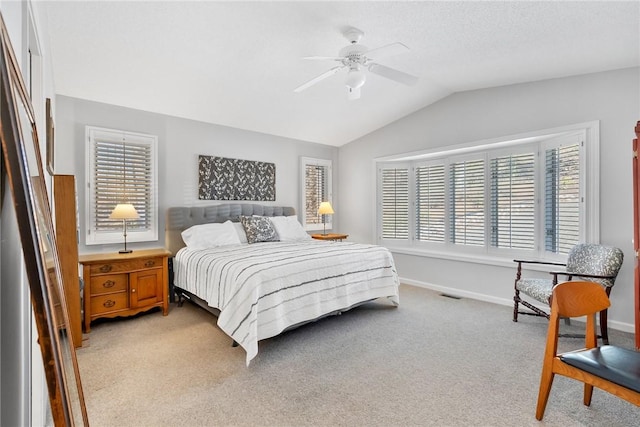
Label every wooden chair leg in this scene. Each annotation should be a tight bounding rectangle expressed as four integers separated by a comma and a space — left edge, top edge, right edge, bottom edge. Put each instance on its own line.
583, 384, 594, 406
513, 293, 519, 322
536, 369, 555, 420
600, 309, 609, 345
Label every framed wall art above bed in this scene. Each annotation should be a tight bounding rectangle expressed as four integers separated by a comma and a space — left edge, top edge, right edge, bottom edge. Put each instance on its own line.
198, 155, 276, 201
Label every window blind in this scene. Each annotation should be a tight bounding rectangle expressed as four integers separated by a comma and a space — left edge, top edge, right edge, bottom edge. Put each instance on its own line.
93, 139, 153, 232
490, 152, 535, 249
545, 143, 580, 254
376, 125, 594, 260
86, 126, 157, 245
304, 164, 327, 225
416, 164, 445, 242
381, 167, 409, 239
450, 159, 485, 246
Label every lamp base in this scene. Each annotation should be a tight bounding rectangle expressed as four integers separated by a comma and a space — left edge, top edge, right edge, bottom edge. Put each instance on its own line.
119, 249, 133, 254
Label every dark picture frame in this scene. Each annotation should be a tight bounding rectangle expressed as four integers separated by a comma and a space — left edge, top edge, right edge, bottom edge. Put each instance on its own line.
46, 97, 54, 175
0, 14, 88, 426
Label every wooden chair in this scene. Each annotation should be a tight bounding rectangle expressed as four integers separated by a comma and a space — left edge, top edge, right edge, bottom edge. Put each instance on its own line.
513, 243, 624, 344
536, 281, 640, 420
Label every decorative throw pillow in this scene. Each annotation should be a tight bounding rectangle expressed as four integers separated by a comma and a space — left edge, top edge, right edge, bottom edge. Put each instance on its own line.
240, 215, 279, 244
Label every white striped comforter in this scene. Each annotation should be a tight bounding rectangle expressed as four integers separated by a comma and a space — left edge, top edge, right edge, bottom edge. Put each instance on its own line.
174, 241, 400, 365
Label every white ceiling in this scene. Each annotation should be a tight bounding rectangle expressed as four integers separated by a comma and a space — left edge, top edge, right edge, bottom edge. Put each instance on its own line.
43, 1, 640, 147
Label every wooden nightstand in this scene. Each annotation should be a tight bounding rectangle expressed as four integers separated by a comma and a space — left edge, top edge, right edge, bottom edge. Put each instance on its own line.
311, 233, 349, 242
79, 248, 170, 332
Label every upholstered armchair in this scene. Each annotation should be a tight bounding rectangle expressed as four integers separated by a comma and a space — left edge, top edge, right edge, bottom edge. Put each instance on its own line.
513, 243, 624, 344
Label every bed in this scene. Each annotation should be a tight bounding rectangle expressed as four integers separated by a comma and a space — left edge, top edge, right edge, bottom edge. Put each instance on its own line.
166, 204, 400, 365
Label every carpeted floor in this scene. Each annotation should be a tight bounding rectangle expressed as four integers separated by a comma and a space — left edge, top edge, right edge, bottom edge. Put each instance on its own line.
76, 284, 639, 426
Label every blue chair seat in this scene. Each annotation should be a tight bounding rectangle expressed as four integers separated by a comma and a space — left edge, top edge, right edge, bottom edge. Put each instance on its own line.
561, 345, 640, 393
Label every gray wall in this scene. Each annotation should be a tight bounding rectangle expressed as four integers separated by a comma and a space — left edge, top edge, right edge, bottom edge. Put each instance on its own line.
338, 67, 640, 331
55, 95, 339, 255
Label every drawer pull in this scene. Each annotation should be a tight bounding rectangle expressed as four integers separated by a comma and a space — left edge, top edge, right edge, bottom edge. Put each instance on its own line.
102, 280, 116, 288
144, 260, 155, 267
99, 264, 113, 273
103, 300, 116, 308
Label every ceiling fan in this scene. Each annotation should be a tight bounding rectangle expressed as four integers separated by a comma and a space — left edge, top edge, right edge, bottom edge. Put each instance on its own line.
294, 27, 419, 100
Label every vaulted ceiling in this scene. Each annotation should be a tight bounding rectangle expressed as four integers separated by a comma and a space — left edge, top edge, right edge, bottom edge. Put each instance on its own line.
43, 1, 640, 146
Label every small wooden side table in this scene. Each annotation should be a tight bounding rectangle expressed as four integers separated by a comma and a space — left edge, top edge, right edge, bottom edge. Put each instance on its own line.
311, 233, 349, 242
79, 248, 170, 332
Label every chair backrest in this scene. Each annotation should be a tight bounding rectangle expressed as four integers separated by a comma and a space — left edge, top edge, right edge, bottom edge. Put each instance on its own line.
552, 281, 611, 320
548, 281, 611, 351
566, 244, 624, 288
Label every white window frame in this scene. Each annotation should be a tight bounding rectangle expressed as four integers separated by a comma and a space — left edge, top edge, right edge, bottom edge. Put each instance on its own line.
85, 126, 158, 245
375, 122, 599, 263
300, 157, 333, 231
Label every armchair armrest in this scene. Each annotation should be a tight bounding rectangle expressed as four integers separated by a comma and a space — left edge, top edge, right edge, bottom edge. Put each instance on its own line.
513, 259, 566, 267
548, 270, 617, 286
513, 259, 567, 283
549, 271, 617, 280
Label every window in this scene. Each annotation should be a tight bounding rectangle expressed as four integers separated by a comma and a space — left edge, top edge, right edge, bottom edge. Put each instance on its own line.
377, 123, 596, 260
544, 136, 581, 254
450, 157, 485, 246
86, 126, 158, 245
490, 151, 536, 250
300, 157, 332, 231
380, 166, 409, 239
415, 163, 445, 242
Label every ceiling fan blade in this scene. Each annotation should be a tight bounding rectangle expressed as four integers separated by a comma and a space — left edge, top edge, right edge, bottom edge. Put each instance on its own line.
294, 65, 346, 93
368, 63, 419, 86
347, 86, 361, 101
303, 56, 344, 61
364, 42, 410, 61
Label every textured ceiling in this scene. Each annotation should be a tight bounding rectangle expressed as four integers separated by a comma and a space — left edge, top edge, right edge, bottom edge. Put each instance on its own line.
43, 1, 640, 146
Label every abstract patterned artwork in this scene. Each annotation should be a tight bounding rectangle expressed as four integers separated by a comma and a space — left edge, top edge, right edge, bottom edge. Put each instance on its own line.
198, 155, 276, 201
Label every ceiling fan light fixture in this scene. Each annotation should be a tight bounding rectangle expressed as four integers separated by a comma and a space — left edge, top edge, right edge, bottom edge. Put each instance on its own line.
345, 69, 366, 89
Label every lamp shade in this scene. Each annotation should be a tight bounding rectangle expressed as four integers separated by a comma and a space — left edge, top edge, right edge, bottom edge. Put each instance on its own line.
109, 203, 140, 220
317, 201, 334, 215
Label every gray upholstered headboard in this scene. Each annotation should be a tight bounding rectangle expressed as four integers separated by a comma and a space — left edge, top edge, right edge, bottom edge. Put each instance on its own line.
165, 203, 296, 255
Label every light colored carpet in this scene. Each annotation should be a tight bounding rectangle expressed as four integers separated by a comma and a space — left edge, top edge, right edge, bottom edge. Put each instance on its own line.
76, 284, 638, 426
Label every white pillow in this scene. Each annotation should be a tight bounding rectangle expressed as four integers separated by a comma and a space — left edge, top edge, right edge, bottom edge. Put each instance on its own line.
233, 222, 248, 244
181, 220, 241, 249
269, 216, 311, 241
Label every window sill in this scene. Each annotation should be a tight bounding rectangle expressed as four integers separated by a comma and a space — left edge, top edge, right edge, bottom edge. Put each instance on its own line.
386, 246, 564, 272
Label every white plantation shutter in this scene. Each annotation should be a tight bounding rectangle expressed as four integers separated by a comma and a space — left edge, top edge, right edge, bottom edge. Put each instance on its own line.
377, 125, 594, 260
380, 167, 409, 240
415, 163, 445, 242
305, 164, 326, 225
545, 141, 581, 254
86, 127, 158, 245
301, 157, 332, 230
490, 152, 536, 249
449, 158, 485, 246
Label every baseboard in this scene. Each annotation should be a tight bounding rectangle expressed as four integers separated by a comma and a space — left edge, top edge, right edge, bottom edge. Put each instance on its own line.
399, 277, 636, 334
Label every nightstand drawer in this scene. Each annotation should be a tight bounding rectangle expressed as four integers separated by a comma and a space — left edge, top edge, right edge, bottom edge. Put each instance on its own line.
88, 257, 163, 275
90, 274, 128, 295
90, 293, 128, 315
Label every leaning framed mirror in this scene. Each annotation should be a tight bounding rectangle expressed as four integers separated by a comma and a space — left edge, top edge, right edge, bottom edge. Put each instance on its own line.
0, 13, 88, 426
